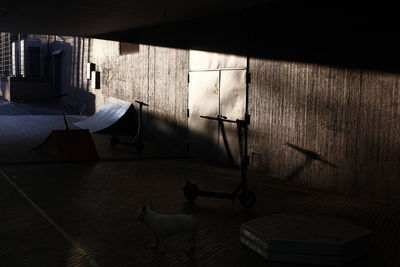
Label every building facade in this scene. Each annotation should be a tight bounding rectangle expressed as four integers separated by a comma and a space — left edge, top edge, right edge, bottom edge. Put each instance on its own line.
84, 38, 400, 205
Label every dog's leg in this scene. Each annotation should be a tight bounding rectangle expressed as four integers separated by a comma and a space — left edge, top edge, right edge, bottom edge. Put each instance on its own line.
156, 236, 165, 253
148, 233, 159, 250
184, 232, 196, 255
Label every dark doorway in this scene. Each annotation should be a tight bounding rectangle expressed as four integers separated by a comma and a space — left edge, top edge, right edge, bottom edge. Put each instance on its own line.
50, 51, 63, 98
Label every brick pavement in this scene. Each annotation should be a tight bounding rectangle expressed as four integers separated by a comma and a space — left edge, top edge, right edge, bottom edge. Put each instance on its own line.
1, 160, 400, 266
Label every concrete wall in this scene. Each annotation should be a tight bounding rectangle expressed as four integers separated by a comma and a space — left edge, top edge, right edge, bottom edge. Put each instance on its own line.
80, 37, 400, 204
248, 60, 400, 204
87, 39, 189, 151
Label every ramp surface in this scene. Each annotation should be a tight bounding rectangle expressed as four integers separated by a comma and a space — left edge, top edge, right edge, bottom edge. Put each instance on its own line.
74, 97, 134, 133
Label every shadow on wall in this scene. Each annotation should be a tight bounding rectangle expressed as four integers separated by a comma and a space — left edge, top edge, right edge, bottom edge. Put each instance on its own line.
0, 77, 10, 100
145, 112, 190, 154
144, 112, 244, 166
63, 86, 96, 115
49, 39, 94, 114
98, 105, 226, 162
61, 89, 96, 115
284, 143, 338, 181
246, 63, 400, 203
94, 4, 400, 73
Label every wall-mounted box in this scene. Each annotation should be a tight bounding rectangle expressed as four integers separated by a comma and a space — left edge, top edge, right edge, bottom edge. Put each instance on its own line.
86, 63, 96, 80
91, 71, 100, 89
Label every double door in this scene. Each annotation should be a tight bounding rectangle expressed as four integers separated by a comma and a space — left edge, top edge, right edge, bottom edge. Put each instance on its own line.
188, 68, 247, 165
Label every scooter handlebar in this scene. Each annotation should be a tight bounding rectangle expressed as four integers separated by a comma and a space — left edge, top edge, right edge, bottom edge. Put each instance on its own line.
200, 115, 236, 123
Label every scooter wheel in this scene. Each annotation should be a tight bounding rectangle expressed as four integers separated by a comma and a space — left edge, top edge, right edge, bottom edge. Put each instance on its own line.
110, 136, 119, 146
183, 181, 199, 202
239, 191, 256, 208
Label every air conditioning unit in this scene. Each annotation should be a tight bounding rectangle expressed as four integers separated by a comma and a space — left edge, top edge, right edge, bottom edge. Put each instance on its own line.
12, 39, 42, 77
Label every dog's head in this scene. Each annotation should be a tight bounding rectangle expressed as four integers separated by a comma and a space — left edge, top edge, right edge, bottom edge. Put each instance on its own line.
136, 204, 149, 222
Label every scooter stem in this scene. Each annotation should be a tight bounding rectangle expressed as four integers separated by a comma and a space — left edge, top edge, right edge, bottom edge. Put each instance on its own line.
134, 100, 149, 143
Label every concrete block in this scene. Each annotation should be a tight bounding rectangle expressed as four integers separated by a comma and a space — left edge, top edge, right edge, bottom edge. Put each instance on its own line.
240, 214, 370, 266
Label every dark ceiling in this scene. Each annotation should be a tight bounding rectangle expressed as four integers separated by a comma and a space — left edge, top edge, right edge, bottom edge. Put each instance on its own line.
0, 0, 274, 36
1, 1, 399, 72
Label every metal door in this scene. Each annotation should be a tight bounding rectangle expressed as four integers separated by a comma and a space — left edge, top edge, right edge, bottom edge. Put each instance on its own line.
218, 69, 247, 164
188, 50, 247, 165
188, 71, 220, 159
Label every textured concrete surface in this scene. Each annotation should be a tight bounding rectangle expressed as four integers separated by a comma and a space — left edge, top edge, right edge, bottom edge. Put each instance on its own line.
1, 160, 400, 267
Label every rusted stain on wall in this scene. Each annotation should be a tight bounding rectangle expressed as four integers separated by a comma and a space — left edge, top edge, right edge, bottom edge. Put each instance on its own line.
248, 58, 400, 204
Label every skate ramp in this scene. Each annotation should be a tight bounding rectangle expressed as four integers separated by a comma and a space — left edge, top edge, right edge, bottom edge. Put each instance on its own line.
34, 129, 98, 161
74, 97, 136, 133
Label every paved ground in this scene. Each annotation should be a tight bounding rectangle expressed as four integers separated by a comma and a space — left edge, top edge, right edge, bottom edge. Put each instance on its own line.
0, 97, 78, 115
1, 98, 400, 266
0, 98, 31, 115
1, 160, 400, 267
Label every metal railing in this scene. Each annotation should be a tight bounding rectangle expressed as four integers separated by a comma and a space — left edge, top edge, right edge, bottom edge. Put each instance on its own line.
0, 32, 12, 77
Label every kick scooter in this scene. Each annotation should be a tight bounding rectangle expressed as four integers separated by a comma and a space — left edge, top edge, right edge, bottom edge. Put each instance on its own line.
183, 114, 256, 208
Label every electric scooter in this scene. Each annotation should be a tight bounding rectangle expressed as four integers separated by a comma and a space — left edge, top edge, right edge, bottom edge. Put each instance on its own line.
110, 100, 149, 152
183, 114, 256, 208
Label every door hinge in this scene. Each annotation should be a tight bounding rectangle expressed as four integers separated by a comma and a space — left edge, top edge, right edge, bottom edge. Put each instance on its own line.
187, 108, 190, 117
246, 73, 251, 84
188, 73, 190, 83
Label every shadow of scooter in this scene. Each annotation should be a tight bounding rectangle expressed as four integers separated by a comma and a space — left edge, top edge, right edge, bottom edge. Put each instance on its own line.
285, 142, 338, 180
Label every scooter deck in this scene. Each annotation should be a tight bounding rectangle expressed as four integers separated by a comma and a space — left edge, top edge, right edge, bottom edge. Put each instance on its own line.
198, 190, 234, 199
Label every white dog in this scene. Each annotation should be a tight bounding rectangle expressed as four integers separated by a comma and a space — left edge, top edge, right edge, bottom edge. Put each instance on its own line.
137, 204, 197, 254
